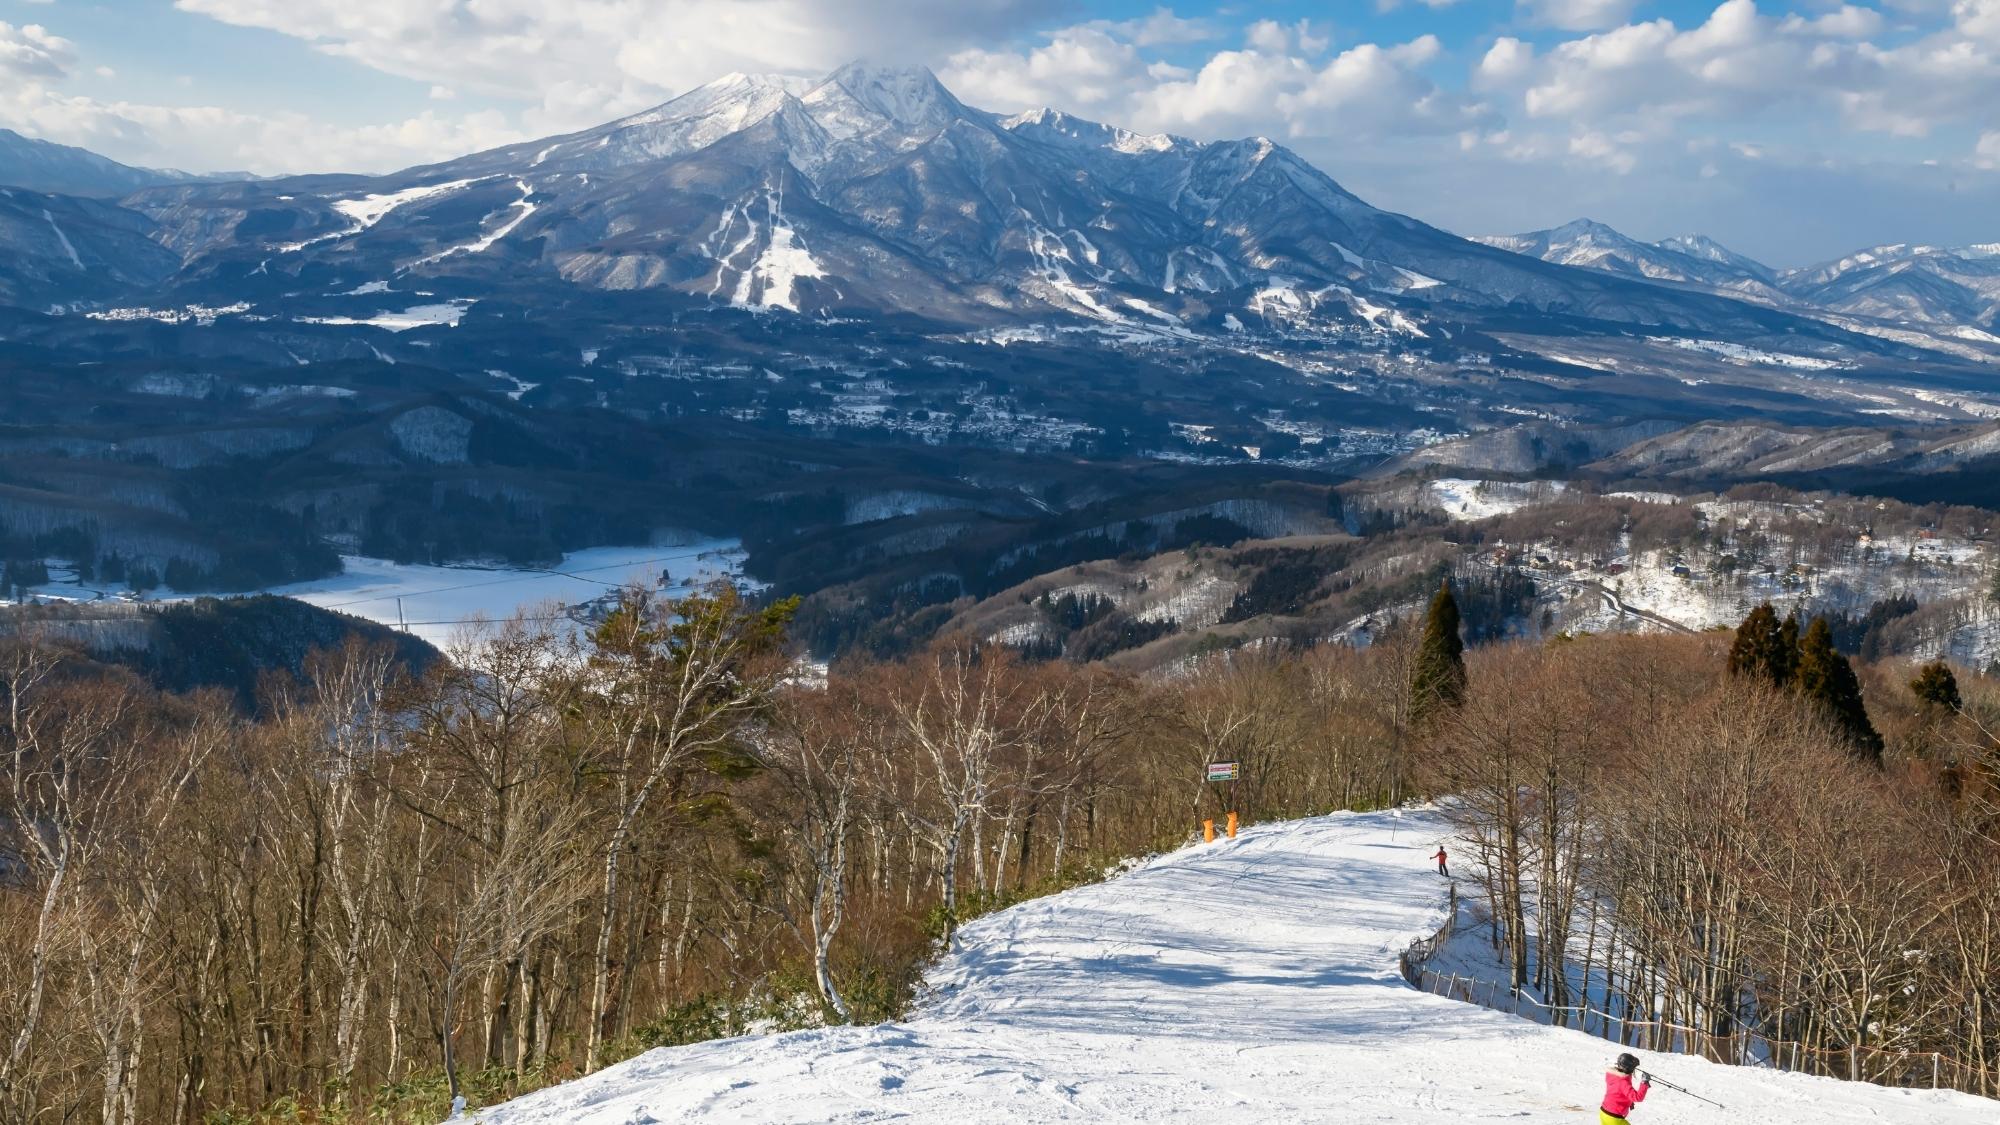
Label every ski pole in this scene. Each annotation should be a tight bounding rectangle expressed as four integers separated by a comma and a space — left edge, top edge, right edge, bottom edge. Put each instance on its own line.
1647, 1075, 1725, 1110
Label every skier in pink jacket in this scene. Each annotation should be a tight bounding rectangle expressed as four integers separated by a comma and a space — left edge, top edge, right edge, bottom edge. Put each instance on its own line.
1600, 1052, 1650, 1123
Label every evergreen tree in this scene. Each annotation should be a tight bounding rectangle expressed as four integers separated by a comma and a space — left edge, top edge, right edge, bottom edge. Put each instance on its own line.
1775, 611, 1800, 687
1795, 617, 1884, 764
1910, 659, 1962, 712
1727, 602, 1794, 688
1411, 578, 1467, 724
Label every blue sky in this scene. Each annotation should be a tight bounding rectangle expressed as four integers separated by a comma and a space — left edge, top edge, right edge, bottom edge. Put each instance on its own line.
3, 1, 1999, 264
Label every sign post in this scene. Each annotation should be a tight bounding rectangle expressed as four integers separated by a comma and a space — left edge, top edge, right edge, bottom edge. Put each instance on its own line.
1205, 761, 1241, 839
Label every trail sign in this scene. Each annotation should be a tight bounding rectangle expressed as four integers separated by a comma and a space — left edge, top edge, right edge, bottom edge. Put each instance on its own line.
1206, 761, 1240, 782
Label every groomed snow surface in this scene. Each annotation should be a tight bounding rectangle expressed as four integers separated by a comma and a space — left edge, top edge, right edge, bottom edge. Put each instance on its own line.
467, 808, 1989, 1124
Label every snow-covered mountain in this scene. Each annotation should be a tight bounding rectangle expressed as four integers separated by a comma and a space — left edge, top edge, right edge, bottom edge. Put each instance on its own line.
1480, 218, 2000, 334
103, 62, 1826, 336
1780, 242, 2000, 330
1474, 219, 1786, 302
468, 807, 1995, 1125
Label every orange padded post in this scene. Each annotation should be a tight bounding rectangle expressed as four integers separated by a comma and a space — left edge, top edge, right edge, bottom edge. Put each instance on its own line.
1203, 818, 1216, 843
1226, 811, 1239, 838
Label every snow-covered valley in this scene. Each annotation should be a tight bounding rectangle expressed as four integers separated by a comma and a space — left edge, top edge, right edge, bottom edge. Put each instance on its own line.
466, 808, 1989, 1124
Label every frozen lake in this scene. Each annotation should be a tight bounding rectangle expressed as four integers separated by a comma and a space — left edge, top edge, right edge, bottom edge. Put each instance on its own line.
265, 540, 751, 646
9, 539, 751, 648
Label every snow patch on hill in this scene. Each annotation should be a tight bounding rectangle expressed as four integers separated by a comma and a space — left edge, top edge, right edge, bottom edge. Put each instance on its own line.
280, 178, 481, 251
1428, 478, 1568, 520
1648, 336, 1847, 371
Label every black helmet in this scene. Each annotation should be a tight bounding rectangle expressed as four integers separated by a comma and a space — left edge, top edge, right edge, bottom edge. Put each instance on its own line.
1615, 1053, 1640, 1075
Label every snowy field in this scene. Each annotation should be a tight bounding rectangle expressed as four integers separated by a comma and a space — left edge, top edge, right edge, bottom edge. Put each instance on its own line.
467, 808, 1989, 1124
1428, 478, 1569, 521
265, 540, 750, 646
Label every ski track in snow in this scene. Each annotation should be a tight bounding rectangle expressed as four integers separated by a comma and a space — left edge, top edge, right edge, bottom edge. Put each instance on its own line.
468, 808, 1991, 1124
712, 184, 826, 312
42, 209, 83, 268
408, 179, 538, 266
277, 178, 481, 252
743, 185, 825, 312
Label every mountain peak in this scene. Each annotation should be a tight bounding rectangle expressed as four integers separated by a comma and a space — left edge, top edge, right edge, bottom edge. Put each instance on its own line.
811, 60, 966, 133
1654, 233, 1773, 279
1546, 217, 1630, 242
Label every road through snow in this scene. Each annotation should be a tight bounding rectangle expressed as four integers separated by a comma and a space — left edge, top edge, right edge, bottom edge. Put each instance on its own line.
470, 808, 1991, 1124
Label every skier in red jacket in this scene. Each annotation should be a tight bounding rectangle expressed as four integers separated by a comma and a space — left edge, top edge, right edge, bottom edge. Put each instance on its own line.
1600, 1052, 1650, 1123
1432, 845, 1449, 877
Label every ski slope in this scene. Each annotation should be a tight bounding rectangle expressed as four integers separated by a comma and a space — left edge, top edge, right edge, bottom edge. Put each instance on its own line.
468, 808, 1991, 1124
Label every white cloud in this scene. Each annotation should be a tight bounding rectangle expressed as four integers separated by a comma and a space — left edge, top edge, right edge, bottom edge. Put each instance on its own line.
1131, 50, 1317, 132
1499, 0, 2000, 142
943, 27, 1151, 119
1244, 19, 1329, 56
1246, 20, 1293, 54
0, 78, 520, 174
1567, 128, 1638, 172
1520, 0, 1643, 32
1780, 5, 1884, 38
1977, 129, 2000, 167
0, 21, 73, 81
948, 24, 1483, 143
1959, 0, 2000, 44
1475, 37, 1537, 89
1094, 7, 1215, 47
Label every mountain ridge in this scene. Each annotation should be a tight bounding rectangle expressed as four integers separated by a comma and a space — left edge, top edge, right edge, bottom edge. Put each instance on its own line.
1483, 216, 2000, 333
0, 61, 1865, 345
0, 126, 248, 198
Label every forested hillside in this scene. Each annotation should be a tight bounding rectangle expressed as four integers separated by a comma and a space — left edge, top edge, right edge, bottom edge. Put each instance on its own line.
0, 583, 1994, 1122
